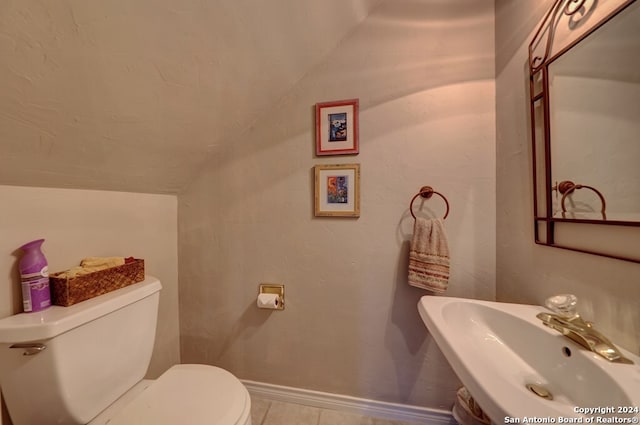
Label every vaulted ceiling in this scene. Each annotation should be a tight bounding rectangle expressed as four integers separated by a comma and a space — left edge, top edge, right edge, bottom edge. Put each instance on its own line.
1, 0, 498, 195
0, 0, 379, 193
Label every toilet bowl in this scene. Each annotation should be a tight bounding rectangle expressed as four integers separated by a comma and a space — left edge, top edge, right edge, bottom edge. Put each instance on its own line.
90, 364, 251, 425
0, 276, 251, 425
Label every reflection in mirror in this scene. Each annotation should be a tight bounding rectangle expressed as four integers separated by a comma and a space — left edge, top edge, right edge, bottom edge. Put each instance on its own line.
552, 180, 607, 219
533, 99, 547, 218
529, 0, 640, 264
549, 0, 640, 221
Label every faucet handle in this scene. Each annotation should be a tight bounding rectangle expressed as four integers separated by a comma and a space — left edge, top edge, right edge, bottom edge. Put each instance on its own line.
545, 294, 579, 319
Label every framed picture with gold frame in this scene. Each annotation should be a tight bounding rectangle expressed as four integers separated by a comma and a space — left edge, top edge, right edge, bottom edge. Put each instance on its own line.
315, 99, 359, 156
314, 164, 360, 217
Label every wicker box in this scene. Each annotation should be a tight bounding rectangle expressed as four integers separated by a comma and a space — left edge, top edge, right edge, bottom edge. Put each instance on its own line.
50, 259, 145, 306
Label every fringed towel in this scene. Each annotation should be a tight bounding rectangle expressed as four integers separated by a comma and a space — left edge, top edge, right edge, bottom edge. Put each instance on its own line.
408, 217, 450, 293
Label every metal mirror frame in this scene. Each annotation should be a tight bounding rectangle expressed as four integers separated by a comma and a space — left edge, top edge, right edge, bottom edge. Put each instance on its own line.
528, 0, 640, 263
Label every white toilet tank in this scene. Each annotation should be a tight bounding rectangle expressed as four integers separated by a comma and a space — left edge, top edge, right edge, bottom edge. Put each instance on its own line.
0, 277, 162, 425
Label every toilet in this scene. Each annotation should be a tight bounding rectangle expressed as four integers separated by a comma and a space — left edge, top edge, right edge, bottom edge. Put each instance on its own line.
0, 276, 251, 425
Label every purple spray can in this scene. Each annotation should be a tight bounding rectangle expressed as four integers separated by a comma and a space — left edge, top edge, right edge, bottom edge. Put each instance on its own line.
19, 239, 51, 313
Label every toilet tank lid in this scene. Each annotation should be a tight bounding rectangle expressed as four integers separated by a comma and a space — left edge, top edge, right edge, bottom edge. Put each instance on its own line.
0, 276, 162, 344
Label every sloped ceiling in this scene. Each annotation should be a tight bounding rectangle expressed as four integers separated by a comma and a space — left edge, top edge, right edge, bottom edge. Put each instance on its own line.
0, 0, 378, 194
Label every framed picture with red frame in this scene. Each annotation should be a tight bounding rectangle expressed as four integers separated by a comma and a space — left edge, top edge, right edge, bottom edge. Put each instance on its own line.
315, 98, 359, 156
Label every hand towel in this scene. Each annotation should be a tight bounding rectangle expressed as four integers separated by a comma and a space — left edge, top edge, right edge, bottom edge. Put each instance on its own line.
80, 256, 125, 269
408, 217, 450, 293
56, 257, 126, 279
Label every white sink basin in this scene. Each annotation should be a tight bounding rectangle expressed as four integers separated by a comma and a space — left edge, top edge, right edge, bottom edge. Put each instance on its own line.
418, 296, 640, 422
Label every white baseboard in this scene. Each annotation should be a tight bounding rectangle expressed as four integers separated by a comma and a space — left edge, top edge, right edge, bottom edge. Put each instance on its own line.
242, 380, 457, 425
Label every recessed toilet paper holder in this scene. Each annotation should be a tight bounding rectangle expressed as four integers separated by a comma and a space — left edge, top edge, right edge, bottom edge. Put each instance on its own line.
258, 284, 285, 310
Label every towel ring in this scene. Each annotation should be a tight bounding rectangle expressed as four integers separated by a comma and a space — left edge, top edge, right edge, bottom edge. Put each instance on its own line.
409, 186, 450, 220
556, 180, 607, 220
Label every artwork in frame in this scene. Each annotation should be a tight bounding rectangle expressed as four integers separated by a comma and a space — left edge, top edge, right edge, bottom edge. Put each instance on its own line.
315, 98, 359, 156
314, 164, 360, 217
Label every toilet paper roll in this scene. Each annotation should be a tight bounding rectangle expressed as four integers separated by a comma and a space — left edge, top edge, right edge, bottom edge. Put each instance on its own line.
257, 293, 281, 309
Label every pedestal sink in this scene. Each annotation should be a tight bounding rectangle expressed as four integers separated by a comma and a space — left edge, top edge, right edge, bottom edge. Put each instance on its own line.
418, 296, 640, 423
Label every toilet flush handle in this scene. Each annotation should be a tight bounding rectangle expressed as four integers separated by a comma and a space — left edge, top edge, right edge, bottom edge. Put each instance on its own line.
10, 343, 47, 356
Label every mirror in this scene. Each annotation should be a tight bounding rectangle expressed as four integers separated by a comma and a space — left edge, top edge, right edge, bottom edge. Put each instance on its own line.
529, 0, 640, 263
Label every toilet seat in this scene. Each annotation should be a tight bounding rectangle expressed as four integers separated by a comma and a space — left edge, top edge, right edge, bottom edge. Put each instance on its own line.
102, 364, 251, 425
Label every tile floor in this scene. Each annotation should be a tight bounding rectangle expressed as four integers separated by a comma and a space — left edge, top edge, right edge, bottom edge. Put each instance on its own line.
251, 397, 426, 425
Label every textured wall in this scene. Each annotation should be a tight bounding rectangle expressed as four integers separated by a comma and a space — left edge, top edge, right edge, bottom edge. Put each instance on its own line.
495, 0, 640, 356
179, 0, 495, 409
0, 0, 378, 194
0, 185, 180, 377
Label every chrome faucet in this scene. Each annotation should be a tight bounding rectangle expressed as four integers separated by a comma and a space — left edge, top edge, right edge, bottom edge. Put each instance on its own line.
536, 294, 633, 364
